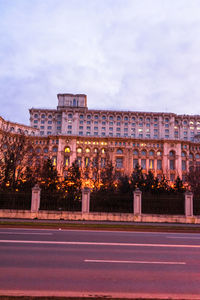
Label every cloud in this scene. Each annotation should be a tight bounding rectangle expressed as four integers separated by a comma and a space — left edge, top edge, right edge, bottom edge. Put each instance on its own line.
1, 0, 200, 124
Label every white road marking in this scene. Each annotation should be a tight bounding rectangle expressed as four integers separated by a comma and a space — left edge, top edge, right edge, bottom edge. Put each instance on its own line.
0, 240, 200, 248
0, 232, 52, 235
167, 236, 200, 240
84, 259, 186, 265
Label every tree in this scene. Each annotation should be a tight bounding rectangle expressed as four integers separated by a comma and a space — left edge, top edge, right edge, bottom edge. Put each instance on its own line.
100, 154, 115, 191
63, 160, 82, 200
39, 158, 59, 191
0, 133, 35, 190
187, 166, 200, 195
174, 176, 185, 193
130, 164, 145, 191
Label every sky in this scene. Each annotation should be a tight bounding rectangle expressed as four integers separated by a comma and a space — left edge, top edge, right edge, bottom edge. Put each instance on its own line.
1, 0, 200, 125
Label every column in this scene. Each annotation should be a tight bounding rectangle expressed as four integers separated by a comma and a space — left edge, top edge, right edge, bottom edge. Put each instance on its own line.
185, 191, 193, 217
31, 184, 41, 212
82, 187, 90, 214
133, 188, 142, 216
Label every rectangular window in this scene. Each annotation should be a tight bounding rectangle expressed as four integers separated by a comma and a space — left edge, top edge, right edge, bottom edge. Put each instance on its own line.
182, 160, 186, 171
41, 120, 45, 124
149, 159, 154, 169
86, 126, 91, 130
67, 131, 72, 134
79, 126, 83, 129
116, 158, 123, 169
141, 159, 146, 169
77, 157, 82, 167
133, 159, 138, 168
101, 158, 106, 168
65, 157, 70, 167
79, 120, 83, 124
79, 131, 83, 135
68, 125, 72, 129
57, 121, 61, 124
109, 127, 113, 131
34, 120, 38, 124
57, 126, 61, 130
94, 126, 98, 130
102, 127, 106, 130
124, 128, 128, 132
116, 127, 120, 131
48, 121, 52, 124
170, 160, 175, 170
157, 160, 162, 170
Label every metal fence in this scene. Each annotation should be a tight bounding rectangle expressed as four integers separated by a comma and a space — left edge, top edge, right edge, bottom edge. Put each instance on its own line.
0, 190, 31, 210
90, 190, 133, 213
193, 196, 200, 215
40, 190, 81, 211
142, 192, 185, 215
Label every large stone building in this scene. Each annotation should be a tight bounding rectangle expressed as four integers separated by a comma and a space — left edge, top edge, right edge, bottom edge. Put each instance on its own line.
2, 93, 200, 182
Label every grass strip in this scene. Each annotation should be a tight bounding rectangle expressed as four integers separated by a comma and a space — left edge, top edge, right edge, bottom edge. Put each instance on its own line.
0, 220, 200, 233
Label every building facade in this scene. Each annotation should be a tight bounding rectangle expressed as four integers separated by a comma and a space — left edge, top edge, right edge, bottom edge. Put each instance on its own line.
2, 93, 200, 183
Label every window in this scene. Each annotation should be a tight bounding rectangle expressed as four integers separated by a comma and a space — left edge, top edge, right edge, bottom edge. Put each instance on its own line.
40, 126, 44, 129
141, 150, 146, 156
47, 131, 51, 135
116, 158, 123, 169
116, 127, 120, 131
52, 146, 58, 152
85, 157, 90, 167
141, 159, 146, 169
149, 150, 154, 156
44, 148, 48, 153
124, 116, 128, 121
48, 115, 52, 119
77, 147, 82, 153
117, 116, 121, 120
182, 160, 186, 171
149, 159, 154, 169
41, 114, 45, 118
79, 114, 84, 119
41, 120, 45, 124
57, 121, 61, 124
157, 160, 162, 170
68, 113, 73, 119
133, 149, 138, 156
117, 149, 123, 154
68, 125, 72, 129
48, 121, 52, 124
133, 159, 138, 168
109, 115, 114, 120
170, 160, 175, 170
87, 121, 91, 124
34, 120, 38, 124
79, 126, 83, 130
67, 131, 72, 134
65, 157, 70, 167
52, 156, 57, 166
77, 157, 82, 167
94, 115, 99, 119
34, 114, 38, 118
102, 115, 106, 120
85, 148, 90, 153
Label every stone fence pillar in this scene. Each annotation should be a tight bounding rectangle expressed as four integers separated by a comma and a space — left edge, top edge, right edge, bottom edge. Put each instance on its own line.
133, 188, 142, 216
185, 191, 193, 217
31, 184, 41, 212
82, 187, 90, 214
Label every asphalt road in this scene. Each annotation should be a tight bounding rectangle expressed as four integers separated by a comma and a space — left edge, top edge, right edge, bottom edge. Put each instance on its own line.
0, 228, 200, 299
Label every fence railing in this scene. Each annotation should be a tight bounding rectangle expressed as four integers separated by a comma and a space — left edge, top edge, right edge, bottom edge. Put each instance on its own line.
0, 186, 199, 218
0, 190, 31, 210
40, 190, 81, 211
142, 192, 185, 215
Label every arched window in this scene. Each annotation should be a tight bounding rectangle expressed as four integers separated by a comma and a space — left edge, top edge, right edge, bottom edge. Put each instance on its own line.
149, 150, 154, 156
73, 99, 76, 106
189, 153, 193, 159
117, 116, 121, 120
68, 113, 73, 119
169, 150, 175, 157
102, 148, 106, 154
65, 147, 70, 153
117, 149, 123, 154
141, 150, 146, 156
34, 114, 38, 118
36, 147, 41, 153
109, 115, 114, 120
41, 114, 45, 118
44, 148, 48, 153
85, 148, 90, 153
124, 116, 129, 121
77, 147, 82, 153
157, 151, 162, 156
196, 153, 200, 159
133, 149, 138, 156
52, 146, 58, 152
48, 114, 52, 119
94, 148, 98, 153
181, 151, 186, 157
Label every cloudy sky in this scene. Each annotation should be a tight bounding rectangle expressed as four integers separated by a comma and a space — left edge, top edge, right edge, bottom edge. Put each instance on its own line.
1, 0, 200, 124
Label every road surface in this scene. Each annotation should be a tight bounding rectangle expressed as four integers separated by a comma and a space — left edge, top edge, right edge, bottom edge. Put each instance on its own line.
0, 228, 200, 299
